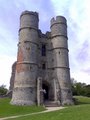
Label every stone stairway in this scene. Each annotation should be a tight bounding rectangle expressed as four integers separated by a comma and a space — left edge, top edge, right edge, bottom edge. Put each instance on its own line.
44, 101, 60, 107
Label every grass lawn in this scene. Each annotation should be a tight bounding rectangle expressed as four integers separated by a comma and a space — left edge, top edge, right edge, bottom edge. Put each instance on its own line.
0, 98, 45, 118
10, 104, 90, 120
74, 96, 90, 104
0, 96, 90, 120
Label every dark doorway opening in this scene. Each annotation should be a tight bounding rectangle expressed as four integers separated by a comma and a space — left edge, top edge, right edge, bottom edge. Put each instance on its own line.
42, 83, 49, 101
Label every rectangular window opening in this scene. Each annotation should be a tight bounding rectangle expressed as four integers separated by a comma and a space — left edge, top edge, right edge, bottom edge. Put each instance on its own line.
42, 63, 46, 70
42, 44, 46, 56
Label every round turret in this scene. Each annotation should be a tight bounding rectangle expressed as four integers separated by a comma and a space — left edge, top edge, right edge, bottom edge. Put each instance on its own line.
11, 11, 39, 105
50, 16, 67, 37
50, 16, 69, 68
19, 11, 39, 44
20, 11, 39, 29
50, 16, 73, 105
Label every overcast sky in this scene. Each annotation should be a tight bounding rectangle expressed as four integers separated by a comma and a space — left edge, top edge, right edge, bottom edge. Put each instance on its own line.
0, 0, 90, 88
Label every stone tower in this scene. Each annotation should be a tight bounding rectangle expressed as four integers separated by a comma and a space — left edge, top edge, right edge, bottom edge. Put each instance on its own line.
50, 16, 73, 105
11, 11, 73, 106
11, 11, 39, 105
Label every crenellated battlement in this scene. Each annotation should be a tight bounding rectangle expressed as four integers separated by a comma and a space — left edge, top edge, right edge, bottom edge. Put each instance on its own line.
20, 10, 39, 31
20, 10, 38, 20
50, 16, 67, 28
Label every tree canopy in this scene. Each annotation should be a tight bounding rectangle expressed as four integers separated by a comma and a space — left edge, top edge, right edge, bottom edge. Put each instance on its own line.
71, 78, 90, 97
0, 85, 8, 96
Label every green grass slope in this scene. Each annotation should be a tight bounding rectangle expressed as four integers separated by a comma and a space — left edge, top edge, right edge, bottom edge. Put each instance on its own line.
12, 96, 90, 120
11, 104, 90, 120
0, 96, 90, 120
74, 96, 90, 104
0, 98, 45, 118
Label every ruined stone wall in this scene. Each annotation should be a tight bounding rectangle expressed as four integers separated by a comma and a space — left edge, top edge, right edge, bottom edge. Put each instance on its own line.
9, 62, 17, 91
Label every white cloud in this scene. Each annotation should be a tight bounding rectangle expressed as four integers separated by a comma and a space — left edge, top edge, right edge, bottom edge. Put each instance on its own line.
71, 70, 90, 84
0, 55, 16, 88
0, 0, 55, 88
51, 0, 70, 15
51, 0, 90, 84
0, 0, 90, 88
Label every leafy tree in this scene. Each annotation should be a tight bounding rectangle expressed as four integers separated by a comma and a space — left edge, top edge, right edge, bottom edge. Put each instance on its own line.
71, 78, 90, 97
0, 85, 8, 96
84, 85, 90, 97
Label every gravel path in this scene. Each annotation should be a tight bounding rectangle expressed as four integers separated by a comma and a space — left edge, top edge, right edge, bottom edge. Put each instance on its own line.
0, 107, 65, 120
